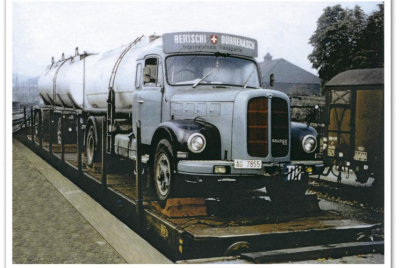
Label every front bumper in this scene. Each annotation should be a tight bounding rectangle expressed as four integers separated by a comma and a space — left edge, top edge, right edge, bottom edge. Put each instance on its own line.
177, 160, 324, 177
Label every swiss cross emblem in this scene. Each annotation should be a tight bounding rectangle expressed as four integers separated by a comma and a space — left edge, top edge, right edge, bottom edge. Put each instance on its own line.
210, 35, 218, 44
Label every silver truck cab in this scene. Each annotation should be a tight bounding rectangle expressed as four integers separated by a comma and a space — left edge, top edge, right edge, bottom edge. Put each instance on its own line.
125, 32, 323, 205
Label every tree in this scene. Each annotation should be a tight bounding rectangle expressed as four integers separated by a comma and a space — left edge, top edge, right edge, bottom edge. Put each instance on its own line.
308, 4, 384, 84
361, 3, 384, 68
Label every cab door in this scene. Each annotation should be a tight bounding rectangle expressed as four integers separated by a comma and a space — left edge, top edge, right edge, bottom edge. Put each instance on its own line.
133, 56, 163, 144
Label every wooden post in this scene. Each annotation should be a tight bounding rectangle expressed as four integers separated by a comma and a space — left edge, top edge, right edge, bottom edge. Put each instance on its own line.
61, 114, 65, 165
31, 107, 34, 149
101, 116, 108, 194
135, 120, 143, 232
49, 110, 53, 155
77, 114, 83, 178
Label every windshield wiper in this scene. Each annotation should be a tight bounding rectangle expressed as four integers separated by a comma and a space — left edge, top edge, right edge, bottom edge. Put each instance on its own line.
193, 67, 218, 88
243, 68, 256, 89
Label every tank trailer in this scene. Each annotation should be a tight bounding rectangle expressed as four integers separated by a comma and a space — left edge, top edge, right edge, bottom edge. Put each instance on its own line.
37, 32, 323, 206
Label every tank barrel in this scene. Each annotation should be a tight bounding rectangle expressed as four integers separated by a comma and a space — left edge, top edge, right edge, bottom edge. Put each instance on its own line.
38, 35, 145, 112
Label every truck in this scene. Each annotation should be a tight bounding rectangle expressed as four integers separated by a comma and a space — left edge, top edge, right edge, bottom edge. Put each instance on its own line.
36, 32, 323, 207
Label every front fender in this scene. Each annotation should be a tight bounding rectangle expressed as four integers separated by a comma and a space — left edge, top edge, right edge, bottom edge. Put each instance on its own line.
152, 120, 221, 160
291, 122, 318, 160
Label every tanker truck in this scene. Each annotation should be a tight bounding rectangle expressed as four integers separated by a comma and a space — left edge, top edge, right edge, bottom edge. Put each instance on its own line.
36, 32, 323, 206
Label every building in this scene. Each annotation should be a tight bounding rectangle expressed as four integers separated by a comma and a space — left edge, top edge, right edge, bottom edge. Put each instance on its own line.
258, 52, 324, 122
12, 74, 41, 106
259, 53, 321, 96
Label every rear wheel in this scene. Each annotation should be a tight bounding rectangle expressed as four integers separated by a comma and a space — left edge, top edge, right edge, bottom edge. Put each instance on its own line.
153, 139, 176, 207
86, 125, 97, 168
57, 117, 63, 144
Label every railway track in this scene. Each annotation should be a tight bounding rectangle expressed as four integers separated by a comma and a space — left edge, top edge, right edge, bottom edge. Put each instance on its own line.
308, 177, 384, 213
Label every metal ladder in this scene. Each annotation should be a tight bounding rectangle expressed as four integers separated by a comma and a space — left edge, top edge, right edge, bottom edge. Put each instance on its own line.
106, 35, 144, 154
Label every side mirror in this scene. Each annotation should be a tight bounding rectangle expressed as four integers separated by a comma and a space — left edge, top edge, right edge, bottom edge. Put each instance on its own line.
143, 67, 151, 83
269, 74, 275, 87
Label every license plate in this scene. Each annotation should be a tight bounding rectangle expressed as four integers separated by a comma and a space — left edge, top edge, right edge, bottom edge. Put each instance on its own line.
234, 159, 262, 169
285, 165, 303, 181
354, 151, 367, 161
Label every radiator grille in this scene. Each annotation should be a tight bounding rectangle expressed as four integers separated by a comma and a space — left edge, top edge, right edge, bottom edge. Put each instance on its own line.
271, 97, 289, 157
247, 97, 268, 157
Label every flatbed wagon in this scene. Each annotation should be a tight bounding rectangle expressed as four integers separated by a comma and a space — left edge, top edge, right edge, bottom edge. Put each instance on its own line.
13, 123, 383, 263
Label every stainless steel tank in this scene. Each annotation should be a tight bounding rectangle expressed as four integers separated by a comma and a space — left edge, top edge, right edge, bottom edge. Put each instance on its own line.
38, 37, 154, 110
38, 54, 89, 109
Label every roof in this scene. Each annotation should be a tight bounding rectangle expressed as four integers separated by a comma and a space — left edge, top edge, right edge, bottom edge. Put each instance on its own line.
259, 58, 320, 85
326, 68, 384, 86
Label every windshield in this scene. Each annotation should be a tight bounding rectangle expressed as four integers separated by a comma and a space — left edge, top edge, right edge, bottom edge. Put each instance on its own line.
166, 55, 260, 88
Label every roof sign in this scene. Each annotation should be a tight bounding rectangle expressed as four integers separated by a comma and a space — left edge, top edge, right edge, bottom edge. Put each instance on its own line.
162, 32, 258, 57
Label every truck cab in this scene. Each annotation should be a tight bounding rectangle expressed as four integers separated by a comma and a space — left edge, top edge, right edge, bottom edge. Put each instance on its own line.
122, 32, 323, 205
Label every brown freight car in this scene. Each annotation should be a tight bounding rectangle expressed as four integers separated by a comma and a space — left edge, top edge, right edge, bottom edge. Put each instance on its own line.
322, 68, 384, 187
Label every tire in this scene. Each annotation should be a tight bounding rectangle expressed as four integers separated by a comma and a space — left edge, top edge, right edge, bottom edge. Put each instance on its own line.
57, 117, 63, 145
153, 139, 176, 207
86, 125, 97, 168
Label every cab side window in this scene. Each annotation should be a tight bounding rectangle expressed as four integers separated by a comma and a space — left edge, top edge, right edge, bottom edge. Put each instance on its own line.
143, 57, 163, 87
143, 58, 158, 87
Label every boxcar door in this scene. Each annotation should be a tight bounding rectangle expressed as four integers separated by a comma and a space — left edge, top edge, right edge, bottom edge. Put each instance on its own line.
327, 89, 353, 159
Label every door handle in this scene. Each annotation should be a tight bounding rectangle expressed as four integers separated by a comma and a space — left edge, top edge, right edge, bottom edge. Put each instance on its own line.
138, 100, 144, 104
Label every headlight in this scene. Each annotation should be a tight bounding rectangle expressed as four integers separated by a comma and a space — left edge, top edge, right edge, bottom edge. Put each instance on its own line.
302, 135, 317, 153
187, 133, 206, 153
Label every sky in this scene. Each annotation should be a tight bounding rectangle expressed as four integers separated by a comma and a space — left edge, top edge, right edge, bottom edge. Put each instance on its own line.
12, 1, 382, 78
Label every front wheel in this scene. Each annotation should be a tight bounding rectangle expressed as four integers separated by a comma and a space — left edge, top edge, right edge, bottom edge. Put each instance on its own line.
153, 139, 176, 207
